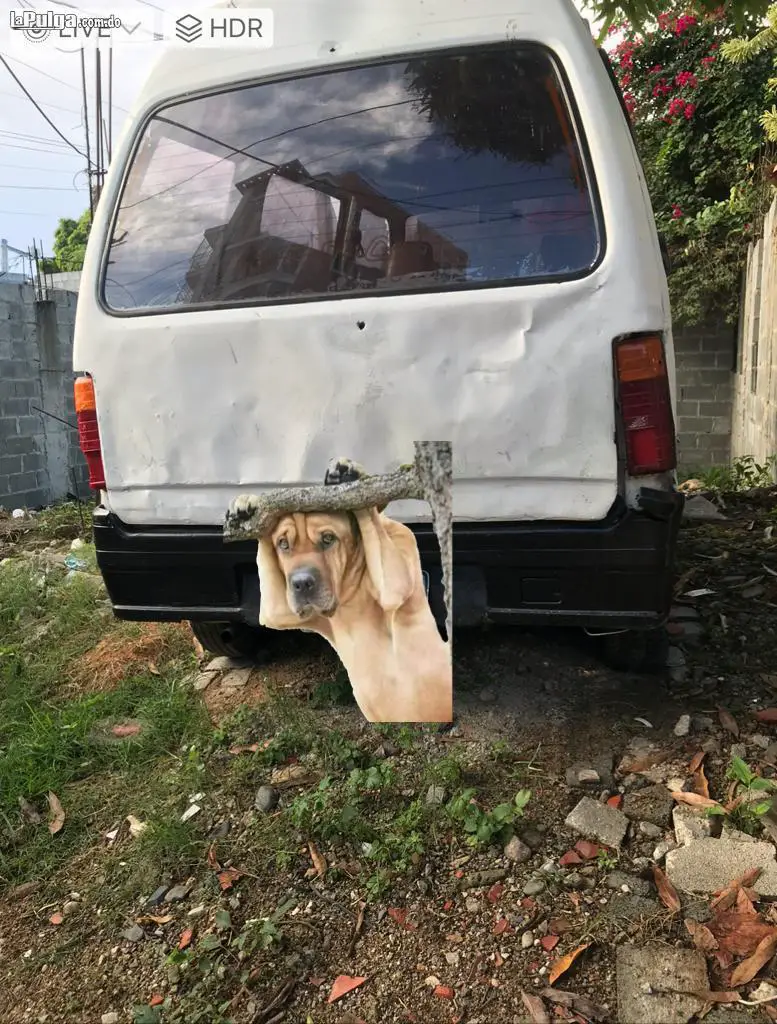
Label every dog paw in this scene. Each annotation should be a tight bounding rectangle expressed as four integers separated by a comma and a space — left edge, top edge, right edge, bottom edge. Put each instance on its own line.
324, 457, 368, 486
227, 494, 261, 522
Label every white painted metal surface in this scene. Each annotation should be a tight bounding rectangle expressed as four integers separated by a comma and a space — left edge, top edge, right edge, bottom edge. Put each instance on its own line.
74, 0, 674, 527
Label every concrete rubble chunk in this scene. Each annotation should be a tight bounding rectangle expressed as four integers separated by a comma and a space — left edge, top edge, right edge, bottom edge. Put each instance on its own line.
564, 796, 628, 849
220, 667, 253, 689
622, 784, 675, 828
665, 837, 777, 896
206, 656, 251, 672
673, 714, 691, 737
673, 805, 716, 846
683, 495, 726, 521
617, 944, 708, 1024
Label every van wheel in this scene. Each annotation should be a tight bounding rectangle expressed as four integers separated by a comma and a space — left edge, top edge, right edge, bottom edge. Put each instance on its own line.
189, 620, 270, 660
600, 628, 669, 673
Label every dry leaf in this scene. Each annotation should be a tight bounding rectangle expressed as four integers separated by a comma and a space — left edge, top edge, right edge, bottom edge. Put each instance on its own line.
270, 764, 317, 787
606, 795, 623, 809
718, 707, 740, 738
521, 991, 550, 1024
540, 989, 608, 1021
387, 908, 417, 931
735, 888, 758, 917
755, 709, 777, 724
548, 944, 590, 986
207, 843, 220, 872
217, 867, 243, 891
228, 743, 260, 755
148, 661, 160, 676
690, 750, 706, 773
47, 792, 65, 835
692, 767, 711, 800
574, 841, 601, 860
126, 814, 147, 838
433, 986, 454, 1000
685, 919, 719, 952
548, 917, 576, 935
671, 790, 721, 810
138, 913, 173, 925
149, 994, 164, 1007
730, 933, 777, 986
708, 912, 777, 957
49, 912, 63, 926
654, 866, 681, 914
178, 927, 194, 950
711, 869, 763, 911
309, 842, 327, 878
327, 975, 366, 1004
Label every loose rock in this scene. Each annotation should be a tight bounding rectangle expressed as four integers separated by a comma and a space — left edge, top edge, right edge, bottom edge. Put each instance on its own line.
521, 931, 534, 949
605, 871, 652, 897
673, 714, 691, 737
523, 878, 545, 896
165, 883, 192, 903
673, 805, 716, 847
504, 835, 532, 863
254, 786, 279, 813
565, 796, 629, 849
639, 822, 662, 839
121, 924, 144, 943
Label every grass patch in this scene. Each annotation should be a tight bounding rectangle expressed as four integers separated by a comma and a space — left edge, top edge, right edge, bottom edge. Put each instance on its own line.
0, 549, 210, 888
680, 454, 777, 492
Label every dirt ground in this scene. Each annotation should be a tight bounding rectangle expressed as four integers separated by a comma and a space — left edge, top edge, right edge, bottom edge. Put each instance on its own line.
1, 489, 777, 1024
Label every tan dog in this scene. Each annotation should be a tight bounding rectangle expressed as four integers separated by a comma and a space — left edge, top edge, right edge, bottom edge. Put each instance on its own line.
256, 493, 452, 724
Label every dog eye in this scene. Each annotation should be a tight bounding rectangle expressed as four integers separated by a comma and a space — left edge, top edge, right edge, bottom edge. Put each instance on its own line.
277, 537, 290, 552
320, 532, 337, 548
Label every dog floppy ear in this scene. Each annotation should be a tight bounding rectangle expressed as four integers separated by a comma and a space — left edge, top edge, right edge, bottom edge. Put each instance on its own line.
257, 535, 300, 629
353, 507, 415, 613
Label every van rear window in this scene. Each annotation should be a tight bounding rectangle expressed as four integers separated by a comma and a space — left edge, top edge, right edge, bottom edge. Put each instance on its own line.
103, 43, 601, 312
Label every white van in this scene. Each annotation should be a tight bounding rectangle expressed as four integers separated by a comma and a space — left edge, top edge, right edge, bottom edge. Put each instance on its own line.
73, 0, 683, 669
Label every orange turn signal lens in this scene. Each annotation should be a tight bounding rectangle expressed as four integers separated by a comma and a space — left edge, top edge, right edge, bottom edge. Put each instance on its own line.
615, 335, 666, 383
74, 375, 96, 413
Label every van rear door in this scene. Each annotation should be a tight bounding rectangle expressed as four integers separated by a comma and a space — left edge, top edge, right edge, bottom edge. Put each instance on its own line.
76, 26, 662, 527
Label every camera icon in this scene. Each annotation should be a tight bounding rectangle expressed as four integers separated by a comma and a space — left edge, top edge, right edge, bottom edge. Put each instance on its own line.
175, 13, 202, 42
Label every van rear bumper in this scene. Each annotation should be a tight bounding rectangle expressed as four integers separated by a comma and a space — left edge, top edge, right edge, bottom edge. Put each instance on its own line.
92, 488, 683, 631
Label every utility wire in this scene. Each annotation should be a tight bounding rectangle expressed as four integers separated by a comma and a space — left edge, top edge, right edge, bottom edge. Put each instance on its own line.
0, 54, 86, 158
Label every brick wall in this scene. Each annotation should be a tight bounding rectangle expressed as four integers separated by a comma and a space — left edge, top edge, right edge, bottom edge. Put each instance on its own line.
0, 282, 89, 509
673, 320, 736, 470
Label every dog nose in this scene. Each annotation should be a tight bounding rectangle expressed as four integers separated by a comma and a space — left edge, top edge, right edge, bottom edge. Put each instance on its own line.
290, 570, 318, 595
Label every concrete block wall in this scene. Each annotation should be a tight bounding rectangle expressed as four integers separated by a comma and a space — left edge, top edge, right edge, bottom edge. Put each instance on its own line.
673, 320, 736, 470
0, 283, 89, 509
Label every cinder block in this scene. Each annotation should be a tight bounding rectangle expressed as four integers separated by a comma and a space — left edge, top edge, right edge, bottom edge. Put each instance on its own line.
0, 417, 19, 440
673, 334, 702, 353
699, 401, 732, 419
15, 415, 42, 435
679, 416, 714, 433
4, 435, 37, 456
0, 455, 22, 477
2, 397, 31, 417
711, 417, 732, 435
8, 471, 38, 493
22, 453, 45, 473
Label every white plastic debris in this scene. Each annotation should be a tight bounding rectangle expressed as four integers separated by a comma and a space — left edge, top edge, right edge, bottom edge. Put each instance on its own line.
684, 588, 715, 598
181, 803, 201, 823
11, 509, 25, 519
70, 538, 85, 551
634, 717, 654, 729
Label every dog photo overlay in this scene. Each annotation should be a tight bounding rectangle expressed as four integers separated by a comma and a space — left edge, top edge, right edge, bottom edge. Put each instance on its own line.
224, 442, 452, 724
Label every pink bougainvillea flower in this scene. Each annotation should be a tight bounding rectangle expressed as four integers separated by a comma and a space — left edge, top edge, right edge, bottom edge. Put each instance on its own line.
674, 14, 697, 34
648, 64, 663, 75
684, 102, 696, 119
663, 116, 674, 125
675, 71, 698, 88
701, 56, 716, 65
672, 204, 683, 219
668, 97, 686, 116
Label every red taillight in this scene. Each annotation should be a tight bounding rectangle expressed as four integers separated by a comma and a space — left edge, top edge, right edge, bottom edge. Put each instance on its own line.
615, 335, 676, 476
74, 376, 106, 490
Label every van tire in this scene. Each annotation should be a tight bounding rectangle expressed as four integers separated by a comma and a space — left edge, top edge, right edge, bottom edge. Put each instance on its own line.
190, 620, 270, 660
600, 627, 669, 674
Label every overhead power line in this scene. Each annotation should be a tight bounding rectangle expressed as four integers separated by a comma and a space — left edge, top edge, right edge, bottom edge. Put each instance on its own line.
0, 53, 86, 158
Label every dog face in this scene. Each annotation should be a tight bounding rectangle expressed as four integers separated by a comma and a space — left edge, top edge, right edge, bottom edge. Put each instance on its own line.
269, 511, 358, 619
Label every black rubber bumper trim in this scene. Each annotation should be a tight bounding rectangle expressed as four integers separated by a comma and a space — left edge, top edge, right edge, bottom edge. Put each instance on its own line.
93, 488, 683, 630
